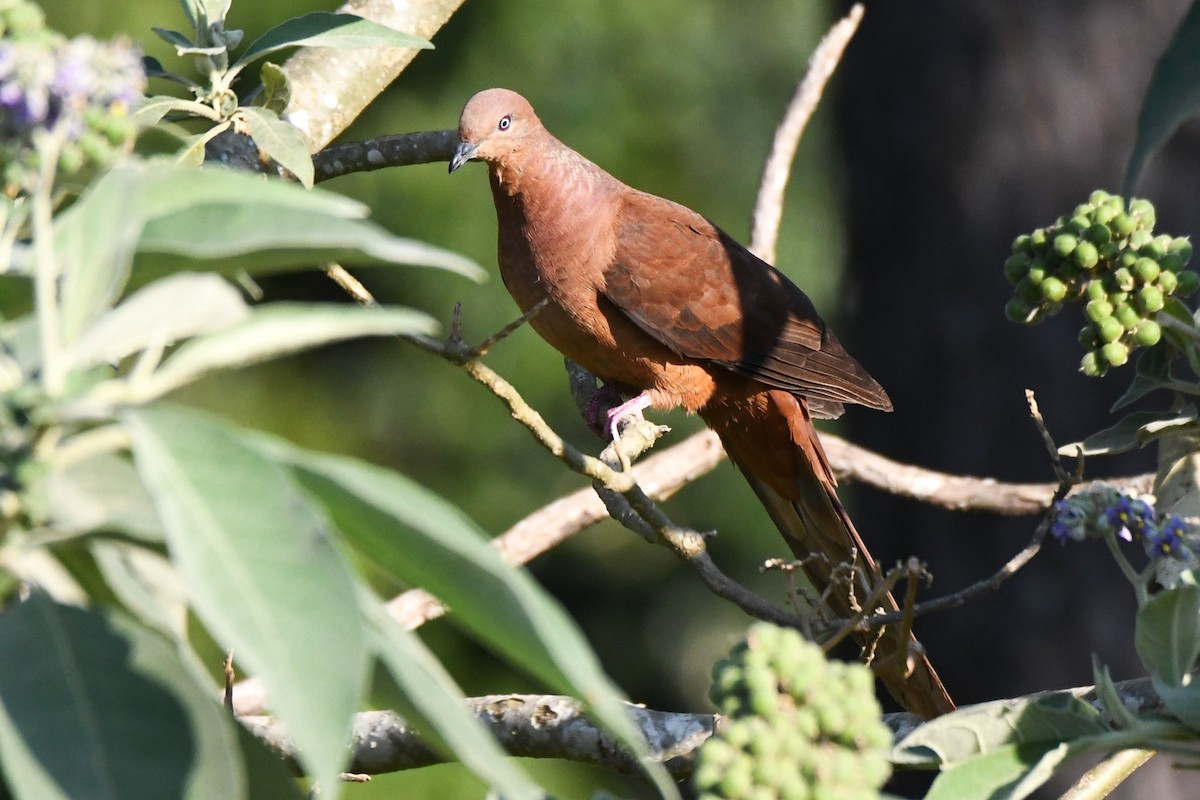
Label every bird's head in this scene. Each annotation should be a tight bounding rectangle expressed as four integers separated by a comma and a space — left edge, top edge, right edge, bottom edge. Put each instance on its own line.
449, 88, 540, 174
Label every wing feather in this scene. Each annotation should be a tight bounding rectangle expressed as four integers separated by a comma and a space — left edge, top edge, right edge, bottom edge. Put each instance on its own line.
601, 191, 891, 413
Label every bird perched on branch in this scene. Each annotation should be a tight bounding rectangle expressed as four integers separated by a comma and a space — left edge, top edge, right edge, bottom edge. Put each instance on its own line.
450, 87, 953, 718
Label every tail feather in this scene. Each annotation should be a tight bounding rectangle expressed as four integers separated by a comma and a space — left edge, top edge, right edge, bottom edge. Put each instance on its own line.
702, 388, 954, 719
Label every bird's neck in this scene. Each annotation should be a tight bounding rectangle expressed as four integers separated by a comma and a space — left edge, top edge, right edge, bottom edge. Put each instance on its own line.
488, 136, 618, 226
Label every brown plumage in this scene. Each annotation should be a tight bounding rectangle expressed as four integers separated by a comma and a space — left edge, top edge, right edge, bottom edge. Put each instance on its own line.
450, 88, 953, 718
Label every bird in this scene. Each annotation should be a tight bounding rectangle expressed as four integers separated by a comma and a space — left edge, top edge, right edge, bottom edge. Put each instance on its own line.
449, 87, 953, 718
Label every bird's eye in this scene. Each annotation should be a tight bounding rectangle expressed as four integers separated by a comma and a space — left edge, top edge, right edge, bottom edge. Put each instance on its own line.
498, 114, 512, 131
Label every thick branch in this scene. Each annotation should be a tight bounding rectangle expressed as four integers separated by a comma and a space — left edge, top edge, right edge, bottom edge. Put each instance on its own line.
313, 131, 458, 183
281, 0, 466, 151
239, 677, 1173, 780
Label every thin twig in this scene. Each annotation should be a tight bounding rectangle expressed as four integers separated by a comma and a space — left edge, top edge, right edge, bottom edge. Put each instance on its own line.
855, 391, 1074, 632
1059, 749, 1156, 800
223, 651, 235, 714
749, 4, 864, 263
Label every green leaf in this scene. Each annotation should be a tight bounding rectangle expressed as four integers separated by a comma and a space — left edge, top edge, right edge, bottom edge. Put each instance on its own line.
364, 597, 543, 799
234, 12, 431, 70
249, 436, 678, 799
1092, 656, 1138, 729
92, 543, 186, 638
56, 169, 146, 348
894, 693, 1108, 768
152, 26, 199, 51
125, 405, 368, 795
136, 303, 435, 400
1111, 343, 1175, 411
239, 107, 314, 188
1135, 582, 1200, 684
132, 96, 205, 126
51, 163, 372, 346
178, 0, 232, 30
1153, 675, 1200, 731
258, 62, 291, 115
45, 451, 163, 542
69, 272, 249, 370
1125, 2, 1200, 193
1060, 407, 1200, 457
134, 205, 483, 279
923, 742, 1071, 800
0, 593, 245, 800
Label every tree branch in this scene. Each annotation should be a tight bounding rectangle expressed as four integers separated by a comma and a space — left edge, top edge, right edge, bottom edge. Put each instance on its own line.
238, 676, 1174, 780
281, 0, 466, 152
750, 3, 864, 264
313, 131, 458, 183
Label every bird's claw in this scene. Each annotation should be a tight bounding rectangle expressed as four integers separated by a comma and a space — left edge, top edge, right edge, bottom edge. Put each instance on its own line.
605, 392, 653, 442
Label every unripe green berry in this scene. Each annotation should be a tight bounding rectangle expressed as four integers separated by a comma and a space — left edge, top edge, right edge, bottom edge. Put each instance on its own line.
1068, 214, 1091, 234
1016, 277, 1043, 304
1102, 341, 1130, 367
1040, 276, 1067, 303
1086, 280, 1108, 303
1079, 324, 1099, 347
1112, 267, 1135, 292
1161, 253, 1185, 274
1053, 233, 1078, 258
1129, 198, 1156, 228
1012, 234, 1034, 256
1098, 241, 1121, 263
1169, 237, 1193, 263
1159, 269, 1179, 295
1073, 240, 1099, 269
1115, 303, 1140, 332
1112, 213, 1136, 237
1086, 299, 1114, 322
1134, 257, 1161, 283
1026, 259, 1048, 284
1094, 205, 1117, 226
1098, 317, 1124, 343
1081, 351, 1105, 377
1109, 290, 1130, 306
1130, 230, 1154, 250
1139, 240, 1166, 260
1135, 319, 1162, 347
1137, 285, 1164, 313
1178, 270, 1200, 297
1074, 203, 1093, 219
1029, 228, 1048, 253
1084, 222, 1112, 245
1089, 189, 1111, 205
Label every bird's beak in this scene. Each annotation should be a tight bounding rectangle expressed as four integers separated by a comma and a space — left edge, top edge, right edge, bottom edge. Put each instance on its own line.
448, 140, 479, 174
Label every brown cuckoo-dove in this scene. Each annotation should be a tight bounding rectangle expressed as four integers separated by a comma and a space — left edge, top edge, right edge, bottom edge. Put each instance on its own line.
449, 87, 953, 718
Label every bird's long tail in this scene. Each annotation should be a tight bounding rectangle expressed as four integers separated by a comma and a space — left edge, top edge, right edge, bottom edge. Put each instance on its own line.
701, 388, 954, 719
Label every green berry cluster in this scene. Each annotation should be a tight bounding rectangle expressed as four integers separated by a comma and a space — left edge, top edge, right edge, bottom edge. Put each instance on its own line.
1004, 191, 1197, 376
693, 623, 891, 800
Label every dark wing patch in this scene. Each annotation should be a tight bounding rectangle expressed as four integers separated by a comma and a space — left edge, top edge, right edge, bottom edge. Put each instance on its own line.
601, 191, 891, 414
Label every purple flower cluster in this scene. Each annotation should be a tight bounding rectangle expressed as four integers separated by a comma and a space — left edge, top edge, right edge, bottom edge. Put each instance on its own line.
1051, 484, 1192, 560
0, 15, 144, 190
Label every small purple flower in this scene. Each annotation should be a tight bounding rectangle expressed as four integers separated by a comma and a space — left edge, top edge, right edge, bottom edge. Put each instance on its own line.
1146, 516, 1188, 558
1051, 498, 1086, 543
1105, 494, 1155, 542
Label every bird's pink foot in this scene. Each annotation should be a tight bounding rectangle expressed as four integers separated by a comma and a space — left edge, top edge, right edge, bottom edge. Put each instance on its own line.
605, 391, 653, 441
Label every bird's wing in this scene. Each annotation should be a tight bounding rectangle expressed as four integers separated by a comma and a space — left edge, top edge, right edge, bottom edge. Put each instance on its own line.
601, 190, 891, 413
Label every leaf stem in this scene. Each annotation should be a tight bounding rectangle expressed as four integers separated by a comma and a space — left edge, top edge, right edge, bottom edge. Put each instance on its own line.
32, 126, 67, 397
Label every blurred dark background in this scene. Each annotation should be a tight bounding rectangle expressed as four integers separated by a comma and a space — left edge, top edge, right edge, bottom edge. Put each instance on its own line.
36, 0, 1200, 796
